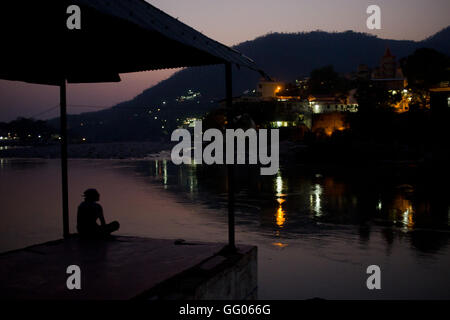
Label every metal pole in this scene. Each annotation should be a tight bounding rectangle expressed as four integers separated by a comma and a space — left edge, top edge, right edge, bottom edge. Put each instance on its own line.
225, 62, 235, 251
60, 79, 70, 239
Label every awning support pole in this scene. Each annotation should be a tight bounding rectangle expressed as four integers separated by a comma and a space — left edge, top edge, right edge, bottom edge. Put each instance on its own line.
225, 62, 235, 251
60, 79, 69, 239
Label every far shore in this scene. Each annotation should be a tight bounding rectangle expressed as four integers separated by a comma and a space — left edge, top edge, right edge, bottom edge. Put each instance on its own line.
0, 141, 175, 159
0, 140, 431, 177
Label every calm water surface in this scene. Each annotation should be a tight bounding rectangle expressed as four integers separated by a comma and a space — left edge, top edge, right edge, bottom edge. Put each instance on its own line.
0, 158, 449, 299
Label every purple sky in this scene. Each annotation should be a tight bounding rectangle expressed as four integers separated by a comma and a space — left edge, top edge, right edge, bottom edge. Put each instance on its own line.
1, 0, 449, 122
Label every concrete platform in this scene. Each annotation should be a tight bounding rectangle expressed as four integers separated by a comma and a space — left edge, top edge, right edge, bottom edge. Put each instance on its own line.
0, 236, 257, 300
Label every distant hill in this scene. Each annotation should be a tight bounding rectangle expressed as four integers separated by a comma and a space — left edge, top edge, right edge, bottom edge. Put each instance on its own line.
62, 27, 450, 142
422, 26, 450, 54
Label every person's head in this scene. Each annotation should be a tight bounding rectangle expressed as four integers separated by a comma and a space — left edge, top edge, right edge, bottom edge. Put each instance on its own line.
83, 188, 100, 202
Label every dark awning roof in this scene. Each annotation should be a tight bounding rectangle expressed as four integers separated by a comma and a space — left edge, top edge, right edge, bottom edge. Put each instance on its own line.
0, 0, 265, 85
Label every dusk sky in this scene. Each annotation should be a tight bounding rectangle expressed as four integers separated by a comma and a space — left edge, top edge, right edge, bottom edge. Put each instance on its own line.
0, 0, 449, 122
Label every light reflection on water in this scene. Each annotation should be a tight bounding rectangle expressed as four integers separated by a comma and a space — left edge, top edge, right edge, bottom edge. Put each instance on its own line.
137, 159, 450, 298
310, 183, 322, 218
143, 159, 446, 237
1, 158, 449, 299
276, 198, 286, 228
275, 172, 286, 228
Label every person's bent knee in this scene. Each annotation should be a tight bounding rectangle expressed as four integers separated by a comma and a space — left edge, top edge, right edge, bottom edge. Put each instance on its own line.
110, 221, 120, 231
105, 221, 120, 234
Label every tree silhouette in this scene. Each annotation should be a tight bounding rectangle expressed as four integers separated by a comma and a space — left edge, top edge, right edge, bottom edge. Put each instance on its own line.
308, 65, 350, 96
400, 48, 450, 109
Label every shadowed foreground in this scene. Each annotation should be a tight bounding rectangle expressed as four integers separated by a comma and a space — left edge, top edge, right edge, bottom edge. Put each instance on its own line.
0, 236, 257, 300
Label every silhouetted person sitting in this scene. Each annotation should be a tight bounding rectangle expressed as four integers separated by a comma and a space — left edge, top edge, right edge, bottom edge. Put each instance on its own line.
77, 189, 120, 239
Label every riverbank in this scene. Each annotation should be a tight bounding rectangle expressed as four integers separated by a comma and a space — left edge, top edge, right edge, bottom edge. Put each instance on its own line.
0, 141, 175, 159
0, 140, 435, 177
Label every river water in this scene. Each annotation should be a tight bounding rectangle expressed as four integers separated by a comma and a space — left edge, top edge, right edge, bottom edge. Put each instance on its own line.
0, 158, 449, 299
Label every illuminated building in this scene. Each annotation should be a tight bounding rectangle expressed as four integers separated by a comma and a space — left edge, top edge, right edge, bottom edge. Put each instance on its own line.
312, 112, 349, 137
392, 89, 412, 113
256, 79, 284, 100
176, 89, 202, 102
308, 94, 358, 114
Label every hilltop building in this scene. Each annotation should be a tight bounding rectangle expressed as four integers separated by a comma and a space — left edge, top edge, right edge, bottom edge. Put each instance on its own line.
371, 47, 406, 89
373, 47, 397, 79
351, 47, 410, 113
